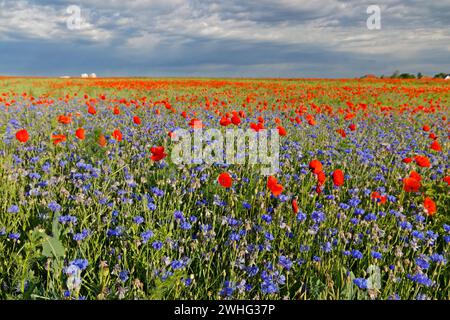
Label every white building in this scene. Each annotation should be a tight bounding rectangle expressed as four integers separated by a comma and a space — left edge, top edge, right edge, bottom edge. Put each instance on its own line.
90, 73, 97, 78
445, 75, 450, 80
81, 73, 89, 78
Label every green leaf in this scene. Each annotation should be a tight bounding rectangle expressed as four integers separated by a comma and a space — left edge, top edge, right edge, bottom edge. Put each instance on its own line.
42, 236, 65, 258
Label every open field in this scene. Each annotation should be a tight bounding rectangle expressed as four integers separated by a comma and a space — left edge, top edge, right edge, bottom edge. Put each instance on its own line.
0, 77, 449, 300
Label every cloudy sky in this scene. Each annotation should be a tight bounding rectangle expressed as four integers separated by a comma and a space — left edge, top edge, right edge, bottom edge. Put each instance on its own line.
0, 0, 449, 77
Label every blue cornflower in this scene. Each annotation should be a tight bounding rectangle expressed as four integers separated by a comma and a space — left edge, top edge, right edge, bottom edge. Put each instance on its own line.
278, 256, 293, 270
133, 216, 144, 225
262, 214, 272, 224
246, 265, 259, 277
48, 201, 61, 213
229, 232, 240, 241
73, 229, 89, 241
8, 205, 19, 214
220, 281, 235, 297
141, 230, 154, 243
174, 210, 184, 220
407, 273, 433, 287
444, 224, 450, 233
353, 278, 368, 289
70, 259, 88, 270
296, 211, 307, 222
311, 210, 326, 223
264, 232, 275, 241
180, 221, 192, 230
371, 251, 383, 259
242, 202, 252, 210
152, 240, 163, 250
429, 253, 446, 264
119, 270, 129, 282
351, 249, 363, 259
415, 257, 430, 269
8, 232, 20, 240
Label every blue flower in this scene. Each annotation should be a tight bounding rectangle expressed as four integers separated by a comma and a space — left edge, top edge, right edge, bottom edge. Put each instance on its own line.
133, 216, 144, 225
371, 251, 383, 259
48, 201, 61, 213
141, 230, 154, 243
174, 210, 184, 220
264, 232, 274, 241
8, 232, 20, 240
311, 210, 326, 224
407, 273, 433, 287
242, 202, 252, 210
152, 240, 163, 250
119, 270, 129, 282
351, 249, 363, 259
278, 256, 293, 270
415, 257, 429, 269
7, 205, 19, 214
353, 278, 368, 289
70, 259, 88, 271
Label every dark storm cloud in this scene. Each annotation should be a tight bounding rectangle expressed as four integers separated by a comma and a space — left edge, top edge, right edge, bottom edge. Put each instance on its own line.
0, 0, 448, 77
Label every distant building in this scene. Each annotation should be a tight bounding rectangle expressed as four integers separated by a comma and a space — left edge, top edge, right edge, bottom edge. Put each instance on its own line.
60, 76, 71, 79
81, 73, 89, 78
90, 73, 97, 78
445, 75, 450, 80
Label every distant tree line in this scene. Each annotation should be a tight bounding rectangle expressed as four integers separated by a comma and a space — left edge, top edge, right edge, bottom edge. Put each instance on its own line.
376, 71, 450, 79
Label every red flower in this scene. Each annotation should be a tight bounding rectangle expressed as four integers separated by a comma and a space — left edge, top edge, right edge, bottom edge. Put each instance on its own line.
113, 107, 120, 115
429, 132, 437, 140
277, 126, 287, 136
58, 115, 72, 124
15, 129, 29, 143
267, 176, 283, 197
422, 125, 430, 132
52, 134, 66, 145
336, 128, 346, 138
317, 171, 326, 185
348, 124, 356, 131
332, 169, 345, 186
402, 157, 413, 163
189, 118, 204, 129
220, 116, 231, 126
443, 176, 450, 186
414, 155, 431, 167
423, 197, 436, 216
403, 177, 421, 192
371, 192, 387, 204
292, 199, 299, 214
150, 146, 167, 161
133, 116, 141, 125
430, 140, 442, 152
218, 172, 233, 188
168, 131, 176, 139
231, 115, 241, 126
112, 129, 123, 142
309, 159, 323, 174
88, 106, 97, 115
75, 128, 85, 140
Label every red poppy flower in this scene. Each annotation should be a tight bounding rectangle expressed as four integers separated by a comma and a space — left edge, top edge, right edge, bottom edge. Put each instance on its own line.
332, 169, 345, 186
112, 129, 123, 142
133, 116, 141, 125
371, 191, 387, 204
292, 199, 299, 214
403, 177, 421, 192
348, 124, 356, 131
88, 106, 97, 115
267, 176, 283, 197
168, 131, 176, 139
218, 172, 233, 188
189, 118, 204, 129
430, 140, 442, 152
422, 125, 430, 132
150, 146, 167, 161
15, 129, 29, 143
220, 116, 231, 126
75, 128, 85, 140
336, 128, 346, 138
231, 115, 241, 126
277, 126, 287, 136
443, 176, 450, 186
113, 107, 120, 115
317, 171, 326, 185
58, 115, 72, 124
402, 157, 413, 163
429, 132, 437, 140
52, 134, 66, 145
423, 197, 436, 216
309, 159, 323, 174
414, 155, 431, 167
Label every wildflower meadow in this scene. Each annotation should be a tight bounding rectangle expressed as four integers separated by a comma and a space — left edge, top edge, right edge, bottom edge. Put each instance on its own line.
0, 77, 449, 300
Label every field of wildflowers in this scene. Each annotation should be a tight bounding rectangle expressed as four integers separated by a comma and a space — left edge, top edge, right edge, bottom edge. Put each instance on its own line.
0, 77, 449, 300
